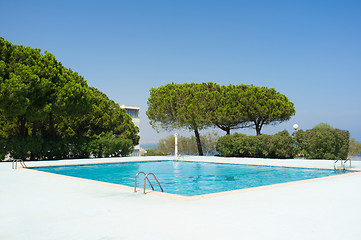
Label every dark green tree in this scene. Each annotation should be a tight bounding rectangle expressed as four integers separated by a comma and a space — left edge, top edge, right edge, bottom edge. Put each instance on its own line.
56, 87, 139, 145
294, 123, 349, 160
147, 82, 217, 155
147, 82, 296, 154
0, 37, 93, 138
212, 84, 252, 135
242, 86, 296, 135
0, 37, 139, 160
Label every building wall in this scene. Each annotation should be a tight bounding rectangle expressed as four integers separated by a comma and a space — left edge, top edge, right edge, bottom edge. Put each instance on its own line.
120, 105, 140, 156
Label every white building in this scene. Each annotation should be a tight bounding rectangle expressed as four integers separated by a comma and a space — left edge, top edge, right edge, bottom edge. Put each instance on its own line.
119, 105, 140, 156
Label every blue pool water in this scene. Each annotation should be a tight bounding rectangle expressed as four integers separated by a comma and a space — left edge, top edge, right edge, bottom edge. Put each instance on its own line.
33, 160, 341, 196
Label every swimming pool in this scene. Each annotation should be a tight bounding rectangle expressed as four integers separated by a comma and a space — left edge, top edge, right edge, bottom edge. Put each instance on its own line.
32, 160, 344, 196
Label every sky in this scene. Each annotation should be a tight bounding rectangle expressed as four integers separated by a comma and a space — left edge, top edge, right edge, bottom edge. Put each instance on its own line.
1, 0, 361, 144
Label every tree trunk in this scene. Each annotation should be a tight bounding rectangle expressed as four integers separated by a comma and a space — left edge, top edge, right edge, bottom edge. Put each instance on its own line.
32, 121, 38, 136
194, 127, 204, 156
255, 120, 261, 135
216, 124, 230, 135
19, 116, 27, 136
255, 126, 261, 135
255, 119, 264, 135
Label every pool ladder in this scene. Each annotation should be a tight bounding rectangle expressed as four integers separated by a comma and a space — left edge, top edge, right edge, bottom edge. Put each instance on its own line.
134, 172, 163, 194
12, 159, 27, 169
334, 158, 351, 173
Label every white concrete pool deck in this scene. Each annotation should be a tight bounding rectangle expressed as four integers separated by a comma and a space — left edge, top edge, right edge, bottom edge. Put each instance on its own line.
1, 156, 361, 240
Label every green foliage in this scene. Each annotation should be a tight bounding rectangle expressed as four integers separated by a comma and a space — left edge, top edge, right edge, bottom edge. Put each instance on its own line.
294, 125, 349, 160
55, 87, 139, 145
156, 134, 198, 155
1, 134, 134, 160
0, 111, 16, 137
5, 136, 44, 160
146, 83, 295, 156
156, 135, 179, 155
41, 138, 70, 160
200, 131, 220, 155
147, 82, 219, 155
147, 131, 219, 156
212, 84, 295, 136
313, 122, 334, 130
90, 133, 134, 158
348, 138, 361, 157
268, 130, 296, 159
142, 148, 168, 156
0, 37, 138, 160
217, 124, 350, 160
242, 86, 296, 135
0, 37, 93, 137
211, 84, 251, 134
0, 137, 7, 160
216, 130, 296, 159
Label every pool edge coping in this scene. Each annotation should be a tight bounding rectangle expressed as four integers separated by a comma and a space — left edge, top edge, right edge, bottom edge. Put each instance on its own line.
19, 158, 361, 201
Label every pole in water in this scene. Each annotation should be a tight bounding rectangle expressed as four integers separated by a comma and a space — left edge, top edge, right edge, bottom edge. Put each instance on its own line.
174, 133, 178, 158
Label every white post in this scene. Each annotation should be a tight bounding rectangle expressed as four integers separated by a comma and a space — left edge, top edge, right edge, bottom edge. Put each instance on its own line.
174, 133, 178, 158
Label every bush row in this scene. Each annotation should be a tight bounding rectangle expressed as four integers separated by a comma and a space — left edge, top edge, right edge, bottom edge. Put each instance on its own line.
0, 133, 134, 161
216, 130, 296, 159
216, 128, 349, 160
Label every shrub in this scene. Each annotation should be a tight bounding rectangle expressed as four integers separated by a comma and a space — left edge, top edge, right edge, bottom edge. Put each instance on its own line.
349, 138, 361, 157
216, 130, 295, 158
215, 133, 242, 157
154, 132, 219, 156
1, 134, 134, 160
6, 136, 44, 160
93, 133, 134, 157
41, 138, 69, 160
294, 127, 349, 160
0, 137, 7, 160
217, 124, 349, 160
268, 130, 296, 159
142, 148, 168, 156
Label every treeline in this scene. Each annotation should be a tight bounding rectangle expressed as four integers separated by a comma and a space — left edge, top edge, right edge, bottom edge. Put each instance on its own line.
0, 37, 139, 160
144, 131, 219, 156
148, 123, 351, 160
147, 83, 296, 155
216, 123, 350, 160
349, 138, 361, 157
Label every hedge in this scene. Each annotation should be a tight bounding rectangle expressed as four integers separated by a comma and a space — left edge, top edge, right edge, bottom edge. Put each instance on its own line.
216, 127, 350, 160
216, 130, 296, 159
294, 127, 349, 160
1, 133, 133, 161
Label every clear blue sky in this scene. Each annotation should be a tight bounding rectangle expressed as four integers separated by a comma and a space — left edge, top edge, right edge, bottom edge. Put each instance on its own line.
2, 0, 361, 143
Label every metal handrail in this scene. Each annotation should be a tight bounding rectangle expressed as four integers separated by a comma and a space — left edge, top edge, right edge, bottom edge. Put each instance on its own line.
344, 158, 351, 169
334, 158, 351, 173
134, 172, 154, 192
144, 173, 163, 194
334, 159, 340, 171
12, 159, 27, 169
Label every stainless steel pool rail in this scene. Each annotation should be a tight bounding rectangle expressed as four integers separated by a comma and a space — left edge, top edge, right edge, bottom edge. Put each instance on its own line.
334, 158, 351, 172
134, 172, 163, 194
134, 172, 154, 192
344, 159, 351, 169
12, 159, 27, 169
